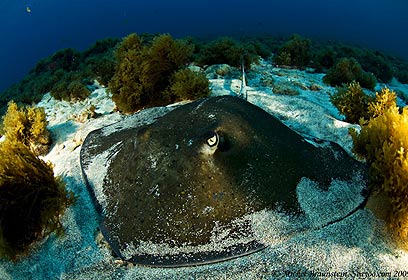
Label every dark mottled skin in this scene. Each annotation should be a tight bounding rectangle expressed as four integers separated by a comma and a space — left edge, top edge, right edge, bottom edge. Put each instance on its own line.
81, 96, 367, 265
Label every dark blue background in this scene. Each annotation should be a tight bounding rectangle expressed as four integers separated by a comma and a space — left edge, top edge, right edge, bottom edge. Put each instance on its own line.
0, 0, 407, 92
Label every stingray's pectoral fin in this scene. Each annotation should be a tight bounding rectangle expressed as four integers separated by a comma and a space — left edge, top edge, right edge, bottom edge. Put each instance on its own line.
99, 220, 125, 260
126, 240, 266, 268
98, 216, 267, 267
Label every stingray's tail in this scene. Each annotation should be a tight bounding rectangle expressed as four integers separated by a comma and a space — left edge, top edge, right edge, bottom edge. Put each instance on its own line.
238, 54, 247, 100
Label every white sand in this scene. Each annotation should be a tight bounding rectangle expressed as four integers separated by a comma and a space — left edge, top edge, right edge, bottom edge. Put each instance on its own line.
1, 59, 408, 279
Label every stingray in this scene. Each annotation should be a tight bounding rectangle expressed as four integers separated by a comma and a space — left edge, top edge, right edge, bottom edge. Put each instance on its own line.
80, 96, 368, 267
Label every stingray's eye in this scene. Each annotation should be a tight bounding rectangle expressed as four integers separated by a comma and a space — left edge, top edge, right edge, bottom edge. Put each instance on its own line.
207, 132, 219, 147
200, 131, 219, 155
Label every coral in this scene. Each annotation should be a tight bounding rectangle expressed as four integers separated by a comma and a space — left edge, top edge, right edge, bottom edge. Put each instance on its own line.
165, 68, 210, 102
330, 81, 374, 123
323, 57, 377, 90
2, 101, 51, 156
0, 141, 74, 260
350, 101, 408, 244
273, 34, 311, 68
109, 33, 195, 113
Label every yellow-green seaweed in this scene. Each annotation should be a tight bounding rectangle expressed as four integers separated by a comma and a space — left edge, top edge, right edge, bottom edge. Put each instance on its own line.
0, 141, 74, 261
2, 101, 51, 156
109, 33, 201, 113
350, 92, 408, 246
330, 81, 374, 124
165, 68, 210, 102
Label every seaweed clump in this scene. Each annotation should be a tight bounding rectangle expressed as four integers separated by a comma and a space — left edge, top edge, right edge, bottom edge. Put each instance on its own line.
50, 73, 91, 102
359, 50, 394, 83
2, 101, 51, 156
82, 38, 120, 86
165, 69, 210, 102
367, 87, 397, 118
273, 34, 311, 68
108, 33, 144, 113
323, 57, 377, 90
35, 48, 88, 102
0, 39, 119, 112
109, 33, 209, 113
330, 83, 398, 124
0, 141, 74, 260
350, 89, 408, 246
330, 81, 374, 124
195, 37, 259, 69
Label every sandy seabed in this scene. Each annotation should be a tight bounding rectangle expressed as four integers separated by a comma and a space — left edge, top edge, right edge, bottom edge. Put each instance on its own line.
1, 59, 408, 279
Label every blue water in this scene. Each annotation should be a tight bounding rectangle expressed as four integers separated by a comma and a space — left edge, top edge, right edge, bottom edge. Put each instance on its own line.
0, 0, 407, 92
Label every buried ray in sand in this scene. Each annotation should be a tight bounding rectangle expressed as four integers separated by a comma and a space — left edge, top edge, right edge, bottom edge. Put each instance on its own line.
80, 95, 368, 267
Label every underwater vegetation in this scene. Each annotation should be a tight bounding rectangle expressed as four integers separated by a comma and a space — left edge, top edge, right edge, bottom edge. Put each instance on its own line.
329, 82, 401, 124
367, 87, 398, 118
0, 102, 74, 260
50, 71, 91, 102
107, 33, 145, 113
81, 37, 120, 86
195, 37, 260, 70
1, 32, 408, 117
329, 81, 374, 124
359, 50, 394, 84
0, 140, 75, 261
2, 101, 51, 156
165, 68, 210, 103
46, 42, 119, 102
350, 88, 408, 246
323, 58, 377, 90
273, 34, 311, 69
272, 80, 301, 96
0, 39, 119, 114
108, 33, 210, 113
0, 98, 74, 262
